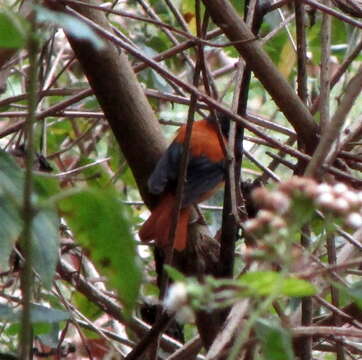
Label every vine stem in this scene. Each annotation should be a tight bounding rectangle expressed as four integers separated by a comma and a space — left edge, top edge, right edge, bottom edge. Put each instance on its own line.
19, 12, 40, 360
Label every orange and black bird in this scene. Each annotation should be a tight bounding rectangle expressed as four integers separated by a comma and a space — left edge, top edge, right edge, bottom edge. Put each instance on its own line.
139, 112, 238, 251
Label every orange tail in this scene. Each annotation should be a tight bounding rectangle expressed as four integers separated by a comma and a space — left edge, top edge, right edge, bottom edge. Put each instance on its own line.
139, 194, 190, 251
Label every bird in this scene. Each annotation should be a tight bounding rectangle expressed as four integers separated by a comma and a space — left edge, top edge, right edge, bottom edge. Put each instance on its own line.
139, 112, 237, 251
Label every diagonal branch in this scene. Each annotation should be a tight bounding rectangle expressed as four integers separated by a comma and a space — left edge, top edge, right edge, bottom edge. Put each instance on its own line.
201, 0, 318, 153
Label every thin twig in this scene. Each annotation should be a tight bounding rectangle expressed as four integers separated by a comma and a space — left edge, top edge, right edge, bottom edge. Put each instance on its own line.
305, 66, 362, 178
301, 0, 362, 29
319, 1, 332, 131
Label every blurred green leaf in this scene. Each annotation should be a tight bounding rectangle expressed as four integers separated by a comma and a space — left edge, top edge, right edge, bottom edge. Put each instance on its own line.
255, 318, 294, 360
73, 292, 102, 320
0, 196, 22, 267
230, 0, 244, 14
60, 188, 142, 315
309, 21, 322, 64
278, 40, 296, 78
164, 265, 187, 282
32, 209, 60, 288
0, 149, 60, 286
0, 149, 24, 204
0, 304, 68, 326
33, 322, 52, 336
238, 271, 315, 297
340, 281, 362, 309
290, 194, 316, 228
0, 304, 17, 322
5, 323, 20, 336
35, 6, 104, 49
34, 175, 60, 200
77, 157, 111, 188
30, 304, 69, 323
0, 10, 26, 49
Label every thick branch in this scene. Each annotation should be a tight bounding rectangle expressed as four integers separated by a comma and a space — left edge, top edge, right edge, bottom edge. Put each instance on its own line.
61, 0, 166, 207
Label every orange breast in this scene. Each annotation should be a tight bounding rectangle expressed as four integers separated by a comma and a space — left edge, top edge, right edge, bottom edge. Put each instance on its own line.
175, 120, 225, 162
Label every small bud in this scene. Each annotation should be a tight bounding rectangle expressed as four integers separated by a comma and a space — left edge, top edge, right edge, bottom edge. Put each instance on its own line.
252, 187, 269, 205
244, 219, 261, 233
333, 183, 348, 195
342, 191, 360, 208
331, 197, 350, 214
357, 192, 362, 206
164, 282, 187, 314
257, 210, 274, 223
270, 216, 286, 230
304, 183, 319, 198
345, 213, 362, 229
315, 192, 335, 208
316, 183, 332, 195
269, 191, 290, 214
175, 306, 194, 324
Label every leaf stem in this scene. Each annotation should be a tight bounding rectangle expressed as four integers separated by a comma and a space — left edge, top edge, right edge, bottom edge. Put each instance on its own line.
19, 13, 39, 360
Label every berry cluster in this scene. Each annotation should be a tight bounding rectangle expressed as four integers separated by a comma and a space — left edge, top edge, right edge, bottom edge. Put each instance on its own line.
245, 177, 362, 233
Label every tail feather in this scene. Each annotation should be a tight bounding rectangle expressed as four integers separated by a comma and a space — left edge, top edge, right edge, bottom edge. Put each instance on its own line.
139, 194, 190, 251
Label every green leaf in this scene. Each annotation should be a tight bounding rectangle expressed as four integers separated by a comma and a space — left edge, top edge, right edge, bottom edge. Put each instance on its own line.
33, 174, 60, 200
238, 271, 315, 297
38, 323, 60, 348
290, 194, 315, 228
0, 196, 22, 267
30, 304, 69, 323
0, 10, 26, 49
35, 6, 104, 49
340, 281, 362, 309
0, 150, 60, 285
0, 304, 18, 322
0, 151, 25, 268
76, 157, 112, 188
230, 0, 244, 15
255, 319, 294, 360
33, 322, 52, 336
0, 149, 24, 204
73, 292, 102, 320
60, 188, 142, 315
0, 304, 68, 326
32, 209, 60, 288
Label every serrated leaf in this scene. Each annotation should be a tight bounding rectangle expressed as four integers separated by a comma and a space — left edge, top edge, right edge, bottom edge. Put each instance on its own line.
32, 209, 60, 288
238, 271, 315, 297
59, 188, 142, 315
255, 319, 294, 360
0, 10, 26, 49
35, 6, 104, 50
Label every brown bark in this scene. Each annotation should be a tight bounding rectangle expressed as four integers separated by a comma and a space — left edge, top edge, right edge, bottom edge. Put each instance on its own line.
62, 0, 166, 208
